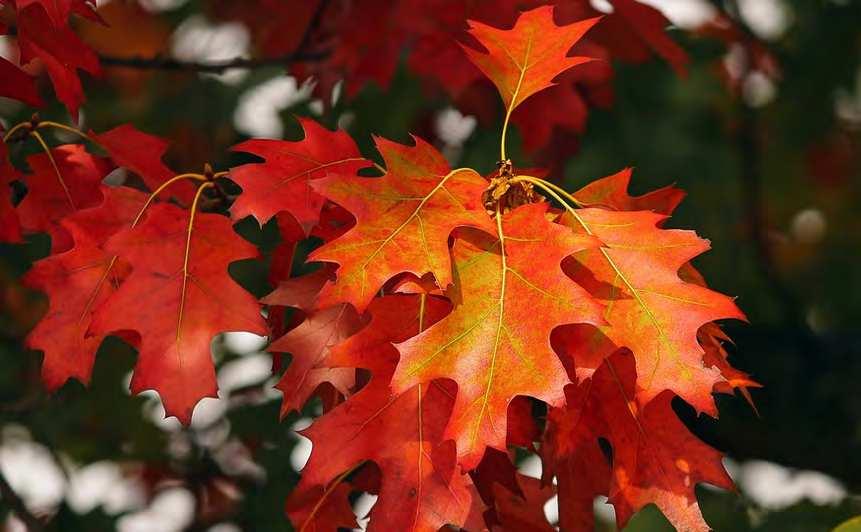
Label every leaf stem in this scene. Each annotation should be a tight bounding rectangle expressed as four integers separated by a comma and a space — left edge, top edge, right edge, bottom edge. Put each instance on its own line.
30, 130, 76, 210
36, 121, 98, 144
131, 173, 208, 227
2, 122, 31, 143
510, 175, 585, 208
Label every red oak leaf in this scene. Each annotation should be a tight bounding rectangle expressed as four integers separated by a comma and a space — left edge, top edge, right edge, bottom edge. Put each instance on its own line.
23, 185, 146, 390
561, 207, 745, 415
89, 202, 268, 424
285, 482, 356, 532
542, 383, 611, 531
607, 0, 689, 76
261, 266, 333, 315
491, 474, 556, 532
543, 350, 731, 531
310, 134, 493, 313
12, 0, 101, 28
229, 118, 371, 233
16, 2, 100, 118
294, 294, 471, 532
0, 56, 42, 107
269, 303, 363, 417
599, 351, 731, 530
392, 203, 604, 469
16, 144, 113, 252
92, 124, 196, 203
461, 5, 600, 115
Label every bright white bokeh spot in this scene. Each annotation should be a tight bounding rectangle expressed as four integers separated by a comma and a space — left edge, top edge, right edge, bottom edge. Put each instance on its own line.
208, 523, 242, 532
791, 208, 827, 244
594, 495, 617, 524
171, 15, 250, 84
737, 460, 847, 510
290, 417, 315, 472
543, 494, 559, 525
639, 0, 717, 29
0, 430, 66, 512
590, 0, 614, 13
354, 492, 378, 530
517, 453, 543, 480
67, 461, 146, 515
218, 352, 273, 393
139, 0, 189, 12
233, 77, 313, 138
743, 71, 777, 108
222, 331, 269, 354
738, 0, 793, 40
436, 108, 476, 147
118, 487, 196, 532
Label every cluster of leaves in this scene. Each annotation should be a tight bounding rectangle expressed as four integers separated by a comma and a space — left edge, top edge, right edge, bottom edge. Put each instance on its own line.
0, 3, 762, 531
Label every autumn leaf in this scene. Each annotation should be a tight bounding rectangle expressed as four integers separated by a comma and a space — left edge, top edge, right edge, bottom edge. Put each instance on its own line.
285, 482, 357, 532
596, 351, 731, 530
462, 6, 599, 116
16, 144, 113, 252
293, 295, 471, 531
0, 56, 42, 107
310, 134, 493, 313
561, 207, 745, 415
89, 202, 268, 423
15, 2, 100, 118
229, 117, 371, 233
92, 124, 197, 203
269, 303, 363, 417
607, 0, 689, 76
491, 474, 556, 532
23, 185, 146, 391
571, 167, 686, 215
392, 203, 604, 469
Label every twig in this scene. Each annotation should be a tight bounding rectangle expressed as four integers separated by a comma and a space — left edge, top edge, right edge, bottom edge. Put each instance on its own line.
0, 468, 43, 531
98, 50, 327, 73
99, 0, 332, 74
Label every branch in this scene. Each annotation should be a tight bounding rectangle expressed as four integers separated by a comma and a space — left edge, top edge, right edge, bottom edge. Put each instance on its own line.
0, 468, 43, 532
98, 50, 328, 73
99, 0, 332, 74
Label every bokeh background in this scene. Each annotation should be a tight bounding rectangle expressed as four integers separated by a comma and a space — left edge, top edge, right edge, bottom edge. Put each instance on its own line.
0, 0, 860, 530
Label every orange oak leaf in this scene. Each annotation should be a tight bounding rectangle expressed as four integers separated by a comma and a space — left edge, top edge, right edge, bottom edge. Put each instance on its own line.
229, 118, 371, 233
23, 185, 146, 391
294, 294, 471, 532
562, 207, 745, 415
571, 167, 686, 215
16, 144, 113, 252
310, 135, 494, 313
461, 5, 600, 115
392, 203, 604, 469
89, 202, 268, 423
269, 303, 363, 417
